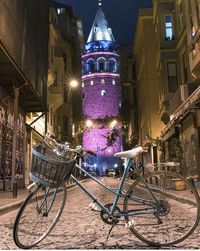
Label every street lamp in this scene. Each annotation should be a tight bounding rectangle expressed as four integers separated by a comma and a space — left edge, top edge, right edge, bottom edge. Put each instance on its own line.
110, 119, 117, 129
69, 79, 79, 88
85, 119, 93, 128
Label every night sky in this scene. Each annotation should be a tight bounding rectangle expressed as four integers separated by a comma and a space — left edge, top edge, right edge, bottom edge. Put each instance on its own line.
55, 0, 152, 44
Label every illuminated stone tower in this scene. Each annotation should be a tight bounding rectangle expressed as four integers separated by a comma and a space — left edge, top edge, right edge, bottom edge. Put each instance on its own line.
82, 7, 121, 175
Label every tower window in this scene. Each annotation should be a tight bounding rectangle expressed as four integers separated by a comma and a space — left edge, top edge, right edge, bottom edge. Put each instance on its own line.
99, 62, 104, 71
112, 79, 116, 85
164, 15, 174, 40
90, 80, 94, 85
86, 58, 95, 73
101, 79, 105, 84
101, 90, 106, 96
94, 27, 98, 33
109, 58, 117, 72
97, 57, 106, 72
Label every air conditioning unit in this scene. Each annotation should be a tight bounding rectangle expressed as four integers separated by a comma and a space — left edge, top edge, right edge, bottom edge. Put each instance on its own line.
180, 84, 188, 101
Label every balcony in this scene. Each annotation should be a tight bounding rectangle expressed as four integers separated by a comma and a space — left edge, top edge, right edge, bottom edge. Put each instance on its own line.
48, 84, 64, 111
168, 88, 182, 115
47, 68, 55, 87
189, 28, 200, 79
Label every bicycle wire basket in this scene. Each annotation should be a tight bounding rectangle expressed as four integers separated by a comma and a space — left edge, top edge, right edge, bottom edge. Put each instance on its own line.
30, 144, 76, 187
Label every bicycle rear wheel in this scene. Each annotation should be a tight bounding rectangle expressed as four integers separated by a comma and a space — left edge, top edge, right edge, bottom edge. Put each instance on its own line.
13, 184, 66, 249
123, 171, 200, 247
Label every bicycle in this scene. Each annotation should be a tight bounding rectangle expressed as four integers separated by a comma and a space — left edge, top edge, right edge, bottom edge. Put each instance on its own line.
13, 134, 200, 249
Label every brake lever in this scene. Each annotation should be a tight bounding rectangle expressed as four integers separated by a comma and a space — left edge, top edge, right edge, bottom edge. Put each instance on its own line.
85, 149, 97, 157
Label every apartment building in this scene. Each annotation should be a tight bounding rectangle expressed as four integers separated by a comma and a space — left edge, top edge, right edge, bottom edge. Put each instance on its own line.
0, 0, 49, 190
134, 8, 165, 164
0, 0, 83, 190
152, 0, 200, 178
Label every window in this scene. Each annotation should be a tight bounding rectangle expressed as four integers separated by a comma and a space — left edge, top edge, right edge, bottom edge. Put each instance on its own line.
101, 90, 106, 96
57, 8, 65, 15
164, 15, 174, 40
167, 62, 178, 92
101, 79, 105, 84
99, 62, 104, 71
112, 79, 116, 85
94, 27, 98, 33
109, 58, 117, 72
97, 57, 106, 72
63, 53, 67, 71
53, 70, 57, 86
182, 52, 188, 82
86, 59, 95, 73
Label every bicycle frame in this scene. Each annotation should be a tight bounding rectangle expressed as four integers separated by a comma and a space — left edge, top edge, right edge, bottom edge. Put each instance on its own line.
70, 158, 157, 218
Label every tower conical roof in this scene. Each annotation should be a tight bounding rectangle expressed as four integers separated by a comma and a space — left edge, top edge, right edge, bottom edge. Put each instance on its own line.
87, 8, 115, 43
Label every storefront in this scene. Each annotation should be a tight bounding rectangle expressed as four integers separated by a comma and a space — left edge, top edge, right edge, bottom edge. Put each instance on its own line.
0, 88, 25, 190
161, 86, 200, 179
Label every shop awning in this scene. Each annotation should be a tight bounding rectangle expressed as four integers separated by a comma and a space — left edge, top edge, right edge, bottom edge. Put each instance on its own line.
161, 85, 200, 137
0, 40, 48, 112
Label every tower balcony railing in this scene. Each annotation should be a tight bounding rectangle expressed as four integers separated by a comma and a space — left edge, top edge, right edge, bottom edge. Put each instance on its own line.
82, 69, 119, 75
82, 47, 117, 55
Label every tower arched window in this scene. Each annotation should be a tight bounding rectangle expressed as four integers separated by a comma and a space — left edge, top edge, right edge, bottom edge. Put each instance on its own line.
86, 58, 95, 73
97, 57, 106, 72
109, 58, 117, 72
101, 90, 106, 96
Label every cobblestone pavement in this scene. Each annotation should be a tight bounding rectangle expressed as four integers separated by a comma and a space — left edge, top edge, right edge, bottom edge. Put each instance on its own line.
0, 178, 200, 249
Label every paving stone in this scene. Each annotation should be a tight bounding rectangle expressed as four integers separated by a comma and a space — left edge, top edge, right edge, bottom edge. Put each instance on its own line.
0, 178, 200, 249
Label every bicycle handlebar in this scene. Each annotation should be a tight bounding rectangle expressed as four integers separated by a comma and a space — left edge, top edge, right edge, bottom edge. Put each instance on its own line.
44, 133, 96, 157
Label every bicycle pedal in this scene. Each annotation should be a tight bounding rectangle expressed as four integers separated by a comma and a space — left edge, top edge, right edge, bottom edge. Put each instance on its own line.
88, 202, 99, 211
125, 219, 135, 229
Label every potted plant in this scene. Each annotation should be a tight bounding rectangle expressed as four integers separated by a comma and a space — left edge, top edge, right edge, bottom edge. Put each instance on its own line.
168, 138, 186, 191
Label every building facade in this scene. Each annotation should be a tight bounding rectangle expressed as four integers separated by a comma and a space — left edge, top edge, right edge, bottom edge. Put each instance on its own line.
0, 0, 49, 190
134, 8, 165, 164
153, 0, 200, 179
0, 0, 83, 190
82, 8, 121, 175
134, 0, 200, 179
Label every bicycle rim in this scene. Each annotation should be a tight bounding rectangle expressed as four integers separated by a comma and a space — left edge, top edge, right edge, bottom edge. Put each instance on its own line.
123, 171, 200, 247
13, 184, 66, 249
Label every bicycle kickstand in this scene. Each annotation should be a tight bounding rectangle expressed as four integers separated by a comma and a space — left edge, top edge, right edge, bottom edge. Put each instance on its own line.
102, 224, 116, 249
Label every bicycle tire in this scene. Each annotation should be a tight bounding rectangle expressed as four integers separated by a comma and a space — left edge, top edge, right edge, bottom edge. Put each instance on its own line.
13, 184, 67, 249
123, 171, 200, 247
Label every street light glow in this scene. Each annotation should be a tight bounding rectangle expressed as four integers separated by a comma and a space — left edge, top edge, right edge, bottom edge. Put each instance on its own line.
86, 119, 93, 128
110, 119, 117, 128
70, 79, 79, 88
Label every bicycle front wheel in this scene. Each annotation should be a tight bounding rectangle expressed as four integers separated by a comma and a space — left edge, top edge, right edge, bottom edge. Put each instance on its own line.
13, 184, 66, 249
123, 171, 200, 247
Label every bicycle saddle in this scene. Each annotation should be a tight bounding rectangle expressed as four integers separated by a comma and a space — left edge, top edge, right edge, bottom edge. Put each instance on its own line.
114, 146, 144, 158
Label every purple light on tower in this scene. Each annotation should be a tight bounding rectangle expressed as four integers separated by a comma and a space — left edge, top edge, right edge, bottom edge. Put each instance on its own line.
82, 7, 121, 175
